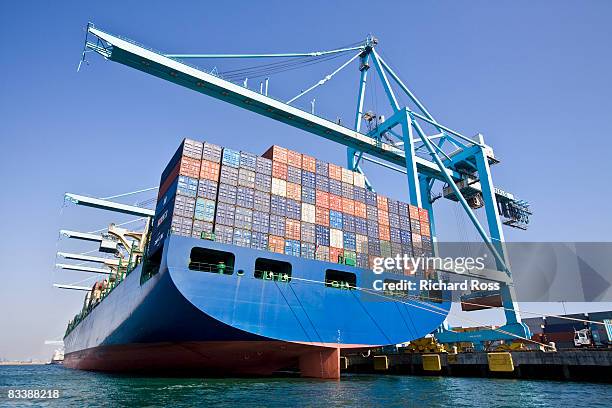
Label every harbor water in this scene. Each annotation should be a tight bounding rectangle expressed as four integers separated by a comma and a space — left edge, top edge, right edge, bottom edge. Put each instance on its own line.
1, 365, 611, 407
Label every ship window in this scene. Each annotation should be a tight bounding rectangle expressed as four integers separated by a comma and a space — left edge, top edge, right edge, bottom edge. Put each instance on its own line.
254, 258, 292, 282
325, 269, 356, 290
189, 247, 235, 275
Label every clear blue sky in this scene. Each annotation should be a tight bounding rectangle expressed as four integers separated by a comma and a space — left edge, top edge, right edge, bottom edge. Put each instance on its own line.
1, 1, 611, 360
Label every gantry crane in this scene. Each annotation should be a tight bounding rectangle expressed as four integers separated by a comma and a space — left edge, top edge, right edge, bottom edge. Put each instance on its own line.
80, 23, 532, 348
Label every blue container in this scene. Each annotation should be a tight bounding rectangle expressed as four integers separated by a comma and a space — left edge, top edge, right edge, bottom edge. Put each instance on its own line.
354, 186, 366, 203
232, 228, 252, 248
270, 195, 287, 216
315, 225, 330, 246
399, 216, 411, 231
400, 230, 412, 245
252, 211, 270, 234
214, 224, 234, 244
301, 186, 316, 204
398, 202, 409, 218
215, 202, 235, 227
343, 232, 356, 251
365, 190, 378, 206
367, 220, 379, 238
410, 219, 420, 232
316, 159, 328, 176
389, 212, 400, 228
329, 179, 342, 196
197, 179, 218, 200
254, 173, 272, 192
284, 239, 301, 257
301, 222, 316, 243
356, 253, 369, 268
301, 242, 316, 259
239, 151, 257, 171
368, 240, 381, 256
217, 183, 237, 205
236, 186, 254, 209
301, 171, 316, 189
238, 168, 256, 189
253, 190, 271, 212
355, 217, 368, 235
234, 207, 253, 230
256, 156, 272, 175
343, 214, 355, 233
366, 205, 378, 221
202, 142, 222, 163
329, 210, 343, 229
222, 148, 240, 168
390, 227, 401, 243
402, 244, 413, 258
387, 198, 399, 214
220, 165, 239, 186
287, 166, 302, 184
177, 175, 198, 198
250, 231, 268, 250
341, 183, 354, 199
194, 198, 215, 222
286, 199, 301, 220
269, 214, 286, 236
391, 242, 403, 257
315, 174, 329, 192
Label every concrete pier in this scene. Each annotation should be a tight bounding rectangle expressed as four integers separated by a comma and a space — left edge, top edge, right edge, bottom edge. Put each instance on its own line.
342, 350, 612, 382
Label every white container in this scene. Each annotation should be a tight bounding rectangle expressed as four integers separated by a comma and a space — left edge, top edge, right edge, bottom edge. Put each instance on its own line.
301, 203, 315, 223
353, 172, 365, 188
330, 228, 344, 249
341, 168, 354, 185
271, 178, 287, 197
356, 234, 368, 253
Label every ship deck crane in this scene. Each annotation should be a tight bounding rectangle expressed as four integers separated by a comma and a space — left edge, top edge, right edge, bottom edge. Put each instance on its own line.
81, 23, 532, 348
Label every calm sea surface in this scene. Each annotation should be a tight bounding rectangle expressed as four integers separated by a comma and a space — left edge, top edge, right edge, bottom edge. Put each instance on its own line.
0, 365, 610, 407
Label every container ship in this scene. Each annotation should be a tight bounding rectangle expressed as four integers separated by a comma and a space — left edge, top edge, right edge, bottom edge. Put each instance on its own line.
62, 139, 451, 378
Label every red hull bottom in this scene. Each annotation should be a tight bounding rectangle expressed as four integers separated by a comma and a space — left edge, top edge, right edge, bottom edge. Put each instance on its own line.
64, 341, 343, 379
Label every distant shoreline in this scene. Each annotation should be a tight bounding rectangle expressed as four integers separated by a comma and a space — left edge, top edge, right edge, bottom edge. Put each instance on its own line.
0, 362, 49, 366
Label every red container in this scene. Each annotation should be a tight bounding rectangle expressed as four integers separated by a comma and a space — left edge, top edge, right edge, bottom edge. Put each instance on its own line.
286, 219, 301, 240
409, 205, 420, 219
262, 145, 288, 164
421, 222, 430, 237
378, 210, 390, 226
354, 201, 367, 218
419, 208, 429, 222
329, 247, 344, 263
377, 195, 388, 212
316, 190, 329, 208
328, 163, 342, 181
287, 150, 302, 168
329, 194, 342, 212
342, 197, 355, 216
379, 225, 390, 241
272, 161, 288, 180
301, 154, 316, 173
199, 159, 220, 181
268, 235, 285, 253
286, 182, 301, 201
315, 206, 330, 226
158, 162, 180, 198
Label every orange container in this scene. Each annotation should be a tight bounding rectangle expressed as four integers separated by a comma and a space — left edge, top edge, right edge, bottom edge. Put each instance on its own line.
315, 206, 330, 226
199, 159, 220, 181
272, 161, 288, 180
301, 154, 316, 173
342, 197, 355, 216
418, 208, 429, 222
286, 219, 301, 240
329, 194, 342, 211
378, 210, 390, 226
377, 195, 388, 212
354, 201, 367, 218
262, 145, 288, 164
368, 255, 379, 269
287, 150, 302, 168
421, 223, 430, 237
178, 156, 201, 179
286, 182, 301, 201
329, 247, 344, 263
379, 225, 390, 241
328, 163, 342, 181
409, 205, 420, 219
268, 235, 285, 253
316, 190, 329, 208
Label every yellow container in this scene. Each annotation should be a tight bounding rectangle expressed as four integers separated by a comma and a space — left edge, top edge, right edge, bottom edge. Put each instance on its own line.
487, 352, 514, 372
422, 354, 442, 371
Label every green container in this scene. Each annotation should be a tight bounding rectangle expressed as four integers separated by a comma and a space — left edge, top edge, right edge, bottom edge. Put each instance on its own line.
380, 240, 392, 257
201, 232, 216, 241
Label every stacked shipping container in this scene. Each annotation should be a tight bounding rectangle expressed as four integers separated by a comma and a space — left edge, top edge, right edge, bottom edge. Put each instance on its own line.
149, 140, 433, 274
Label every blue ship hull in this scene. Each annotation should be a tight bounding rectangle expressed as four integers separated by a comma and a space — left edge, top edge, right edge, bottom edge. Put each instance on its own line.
64, 235, 450, 378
